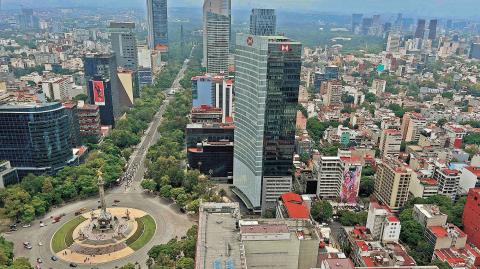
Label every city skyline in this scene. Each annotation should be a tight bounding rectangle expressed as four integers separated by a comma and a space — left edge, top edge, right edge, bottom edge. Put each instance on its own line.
2, 0, 480, 18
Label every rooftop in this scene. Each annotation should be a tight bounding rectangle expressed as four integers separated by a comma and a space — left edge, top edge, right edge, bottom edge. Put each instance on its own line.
240, 224, 289, 234
465, 166, 480, 177
280, 192, 310, 219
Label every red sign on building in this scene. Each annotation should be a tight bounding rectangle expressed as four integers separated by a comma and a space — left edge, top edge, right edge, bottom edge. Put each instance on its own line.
247, 36, 254, 46
93, 80, 106, 106
280, 44, 291, 52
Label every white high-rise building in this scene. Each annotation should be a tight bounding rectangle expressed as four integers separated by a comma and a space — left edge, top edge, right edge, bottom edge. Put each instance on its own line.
203, 0, 231, 74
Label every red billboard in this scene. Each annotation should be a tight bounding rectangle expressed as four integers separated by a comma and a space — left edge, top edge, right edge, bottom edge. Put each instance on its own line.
93, 80, 105, 106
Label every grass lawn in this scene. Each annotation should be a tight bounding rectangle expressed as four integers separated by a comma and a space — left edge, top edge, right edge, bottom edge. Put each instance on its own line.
51, 216, 86, 253
127, 215, 156, 251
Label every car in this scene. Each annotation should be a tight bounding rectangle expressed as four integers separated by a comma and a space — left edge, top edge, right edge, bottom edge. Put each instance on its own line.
113, 199, 120, 203
50, 256, 58, 261
36, 258, 42, 263
38, 242, 43, 246
40, 223, 46, 227
22, 224, 31, 228
69, 262, 78, 267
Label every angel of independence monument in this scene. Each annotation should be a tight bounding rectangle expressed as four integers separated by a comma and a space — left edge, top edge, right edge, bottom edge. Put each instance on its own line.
96, 169, 114, 231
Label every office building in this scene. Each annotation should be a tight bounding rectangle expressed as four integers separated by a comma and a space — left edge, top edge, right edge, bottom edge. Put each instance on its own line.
458, 166, 480, 196
371, 79, 386, 95
192, 75, 214, 107
415, 19, 426, 39
203, 0, 231, 74
409, 177, 439, 199
146, 0, 168, 49
250, 9, 276, 36
379, 129, 402, 158
233, 34, 302, 213
0, 161, 19, 188
463, 188, 480, 249
63, 102, 81, 147
425, 224, 467, 250
186, 122, 234, 147
325, 65, 340, 80
17, 8, 38, 30
117, 69, 136, 106
314, 156, 362, 203
77, 101, 101, 140
84, 53, 122, 127
470, 43, 480, 60
374, 158, 413, 212
324, 80, 343, 107
191, 105, 223, 124
0, 102, 73, 177
188, 141, 233, 178
196, 202, 319, 269
108, 22, 138, 71
401, 112, 427, 142
433, 166, 460, 201
386, 32, 401, 52
428, 19, 438, 40
366, 201, 401, 242
42, 76, 73, 101
361, 18, 373, 35
412, 204, 448, 228
352, 13, 363, 32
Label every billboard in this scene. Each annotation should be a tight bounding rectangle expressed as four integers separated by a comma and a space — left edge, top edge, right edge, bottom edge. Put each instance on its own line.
340, 165, 362, 204
93, 80, 105, 106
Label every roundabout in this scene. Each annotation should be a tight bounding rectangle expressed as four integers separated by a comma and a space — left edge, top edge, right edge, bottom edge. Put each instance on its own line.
51, 207, 156, 265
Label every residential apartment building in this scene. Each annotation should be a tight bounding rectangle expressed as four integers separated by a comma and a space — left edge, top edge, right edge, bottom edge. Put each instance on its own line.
379, 129, 402, 158
374, 158, 413, 212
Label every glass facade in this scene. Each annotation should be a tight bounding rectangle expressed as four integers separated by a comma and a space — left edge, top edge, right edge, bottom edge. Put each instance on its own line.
233, 34, 301, 211
147, 0, 168, 49
250, 9, 276, 36
0, 103, 73, 176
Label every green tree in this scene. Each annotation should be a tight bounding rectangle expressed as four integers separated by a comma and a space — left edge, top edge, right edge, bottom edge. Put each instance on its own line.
359, 177, 374, 197
177, 257, 194, 269
141, 179, 157, 192
311, 201, 333, 223
20, 204, 35, 223
10, 257, 32, 269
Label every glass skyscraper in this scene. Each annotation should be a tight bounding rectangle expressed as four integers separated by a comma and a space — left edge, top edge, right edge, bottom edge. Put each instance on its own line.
203, 0, 231, 74
250, 9, 276, 36
233, 34, 302, 213
0, 102, 73, 177
147, 0, 168, 49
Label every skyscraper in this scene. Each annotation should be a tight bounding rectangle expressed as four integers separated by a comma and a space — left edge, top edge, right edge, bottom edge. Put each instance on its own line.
17, 8, 39, 30
233, 34, 302, 213
203, 0, 231, 74
374, 158, 413, 212
415, 19, 426, 39
108, 22, 138, 71
351, 13, 363, 33
109, 22, 140, 98
470, 43, 480, 59
250, 9, 276, 36
428, 19, 438, 40
0, 102, 73, 177
146, 0, 168, 49
84, 53, 123, 127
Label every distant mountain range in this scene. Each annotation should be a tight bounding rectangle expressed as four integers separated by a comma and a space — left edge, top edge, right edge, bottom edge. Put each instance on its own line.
2, 0, 480, 19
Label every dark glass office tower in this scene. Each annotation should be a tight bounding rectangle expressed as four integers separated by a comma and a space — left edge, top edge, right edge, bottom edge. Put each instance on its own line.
428, 19, 438, 40
233, 34, 302, 213
84, 53, 122, 127
250, 9, 276, 36
147, 0, 168, 49
415, 19, 426, 38
0, 102, 73, 177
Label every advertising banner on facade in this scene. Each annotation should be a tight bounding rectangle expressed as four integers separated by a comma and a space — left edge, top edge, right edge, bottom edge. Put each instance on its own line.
93, 80, 105, 106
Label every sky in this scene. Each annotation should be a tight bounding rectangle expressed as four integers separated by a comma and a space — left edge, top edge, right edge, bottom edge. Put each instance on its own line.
3, 0, 480, 18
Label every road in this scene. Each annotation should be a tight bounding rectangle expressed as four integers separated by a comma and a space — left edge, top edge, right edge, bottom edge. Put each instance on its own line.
4, 47, 196, 269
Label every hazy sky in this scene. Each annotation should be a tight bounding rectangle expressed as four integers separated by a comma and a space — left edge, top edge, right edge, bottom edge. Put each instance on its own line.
3, 0, 480, 18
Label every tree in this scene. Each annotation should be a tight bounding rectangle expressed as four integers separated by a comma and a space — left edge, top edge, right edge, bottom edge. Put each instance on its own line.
311, 201, 333, 223
20, 204, 35, 223
338, 210, 368, 226
73, 94, 88, 102
177, 257, 194, 269
141, 179, 157, 192
119, 264, 135, 269
365, 92, 377, 103
463, 133, 480, 145
359, 177, 374, 197
437, 118, 447, 127
10, 257, 32, 269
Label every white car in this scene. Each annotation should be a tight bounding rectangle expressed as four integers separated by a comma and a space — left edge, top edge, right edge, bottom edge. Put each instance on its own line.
40, 223, 45, 227
22, 224, 31, 228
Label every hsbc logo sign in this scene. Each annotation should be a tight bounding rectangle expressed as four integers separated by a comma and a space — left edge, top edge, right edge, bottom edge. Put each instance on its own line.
247, 36, 254, 46
280, 44, 291, 52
